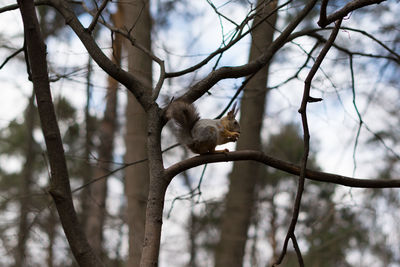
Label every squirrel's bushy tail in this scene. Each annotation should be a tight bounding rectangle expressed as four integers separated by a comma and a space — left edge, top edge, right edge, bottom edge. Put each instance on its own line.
167, 101, 200, 144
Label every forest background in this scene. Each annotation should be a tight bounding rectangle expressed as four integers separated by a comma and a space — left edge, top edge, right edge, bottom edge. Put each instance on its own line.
0, 0, 399, 266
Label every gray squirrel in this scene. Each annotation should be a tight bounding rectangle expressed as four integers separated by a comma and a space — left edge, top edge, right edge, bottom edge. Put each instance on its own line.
167, 101, 240, 154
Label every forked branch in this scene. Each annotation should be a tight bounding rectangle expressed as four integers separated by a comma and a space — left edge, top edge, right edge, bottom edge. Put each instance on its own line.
274, 19, 342, 266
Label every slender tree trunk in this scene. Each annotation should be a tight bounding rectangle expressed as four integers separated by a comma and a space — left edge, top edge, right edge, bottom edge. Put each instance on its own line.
122, 0, 152, 266
18, 0, 104, 265
46, 207, 57, 267
268, 192, 278, 265
140, 104, 166, 267
214, 1, 278, 266
15, 91, 36, 267
84, 7, 123, 259
182, 168, 198, 267
80, 54, 94, 229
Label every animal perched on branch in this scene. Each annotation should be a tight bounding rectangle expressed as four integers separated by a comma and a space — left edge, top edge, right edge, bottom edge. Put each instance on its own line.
167, 101, 240, 154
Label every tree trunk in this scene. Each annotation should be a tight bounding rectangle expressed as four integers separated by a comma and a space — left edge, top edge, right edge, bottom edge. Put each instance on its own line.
122, 0, 152, 266
17, 0, 104, 265
15, 91, 36, 267
46, 207, 57, 267
139, 104, 166, 267
214, 1, 278, 266
84, 7, 123, 259
80, 53, 94, 230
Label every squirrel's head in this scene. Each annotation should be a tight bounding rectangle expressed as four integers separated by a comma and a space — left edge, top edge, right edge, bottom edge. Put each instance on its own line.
221, 103, 240, 133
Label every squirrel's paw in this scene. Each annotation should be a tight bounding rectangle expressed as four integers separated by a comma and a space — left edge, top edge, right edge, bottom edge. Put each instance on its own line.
229, 132, 240, 141
213, 148, 230, 154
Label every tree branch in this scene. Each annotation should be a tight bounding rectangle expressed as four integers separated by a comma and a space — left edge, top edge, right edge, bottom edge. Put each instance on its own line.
164, 0, 292, 78
49, 0, 153, 110
86, 0, 110, 33
17, 0, 103, 265
274, 19, 343, 267
0, 47, 24, 69
179, 0, 318, 104
318, 0, 386, 28
164, 150, 400, 188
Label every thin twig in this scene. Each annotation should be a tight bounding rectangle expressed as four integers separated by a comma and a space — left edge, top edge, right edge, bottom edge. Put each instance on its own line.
269, 41, 321, 90
214, 71, 258, 119
93, 19, 165, 99
291, 234, 304, 267
349, 55, 363, 176
0, 47, 24, 69
180, 0, 318, 104
71, 142, 180, 193
165, 0, 292, 78
273, 19, 342, 267
87, 0, 110, 33
166, 164, 207, 218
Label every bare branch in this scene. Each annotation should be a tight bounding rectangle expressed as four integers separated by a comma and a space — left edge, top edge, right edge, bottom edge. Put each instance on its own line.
214, 71, 258, 119
179, 0, 318, 104
0, 0, 50, 13
164, 150, 400, 188
289, 27, 400, 63
165, 0, 292, 78
307, 32, 400, 63
274, 19, 343, 266
49, 0, 153, 110
291, 234, 304, 267
318, 0, 386, 28
86, 0, 110, 33
71, 143, 180, 193
269, 41, 321, 90
0, 47, 24, 69
17, 0, 103, 265
83, 12, 166, 100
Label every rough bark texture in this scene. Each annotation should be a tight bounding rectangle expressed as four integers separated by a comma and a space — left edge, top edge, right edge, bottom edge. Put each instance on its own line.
122, 0, 152, 266
84, 8, 123, 259
139, 105, 166, 267
214, 1, 278, 266
15, 91, 36, 267
17, 0, 103, 266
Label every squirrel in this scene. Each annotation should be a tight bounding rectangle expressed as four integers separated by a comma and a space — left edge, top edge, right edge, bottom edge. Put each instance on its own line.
167, 101, 240, 154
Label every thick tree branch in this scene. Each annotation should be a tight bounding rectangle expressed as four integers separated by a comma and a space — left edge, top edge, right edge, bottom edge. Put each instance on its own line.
164, 150, 400, 188
318, 0, 386, 28
0, 0, 49, 13
17, 0, 103, 265
179, 0, 318, 104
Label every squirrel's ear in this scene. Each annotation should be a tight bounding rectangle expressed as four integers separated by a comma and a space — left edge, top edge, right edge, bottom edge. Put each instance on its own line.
228, 102, 238, 118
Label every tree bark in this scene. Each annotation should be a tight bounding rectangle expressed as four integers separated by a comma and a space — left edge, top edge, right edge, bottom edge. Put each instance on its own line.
84, 7, 123, 260
139, 104, 166, 267
214, 1, 278, 266
17, 0, 103, 265
122, 0, 152, 266
15, 91, 36, 267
